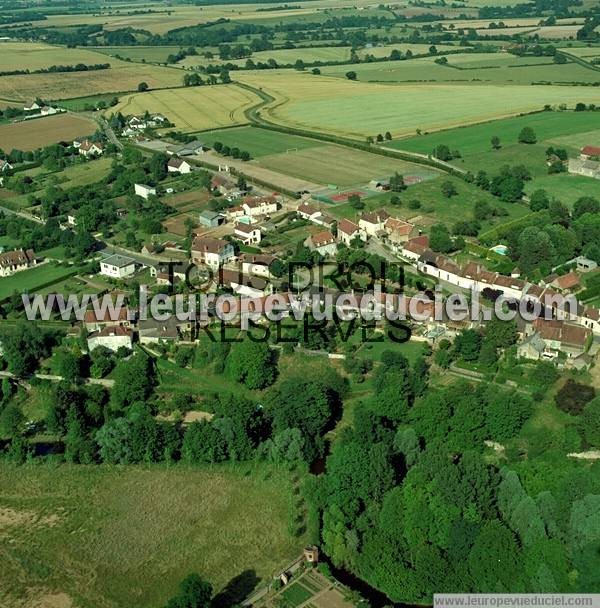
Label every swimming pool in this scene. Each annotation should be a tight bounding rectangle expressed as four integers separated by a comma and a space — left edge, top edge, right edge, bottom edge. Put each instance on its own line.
490, 244, 508, 256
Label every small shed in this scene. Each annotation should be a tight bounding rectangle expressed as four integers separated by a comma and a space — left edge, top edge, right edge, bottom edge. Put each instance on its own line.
199, 209, 224, 228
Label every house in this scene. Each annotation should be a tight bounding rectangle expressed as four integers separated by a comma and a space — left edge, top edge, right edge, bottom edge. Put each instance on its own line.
582, 307, 600, 334
234, 222, 261, 245
296, 201, 335, 228
528, 319, 591, 359
337, 218, 364, 246
134, 183, 157, 200
84, 306, 131, 332
211, 173, 238, 197
87, 326, 133, 352
24, 100, 41, 112
138, 317, 181, 344
308, 230, 337, 257
400, 235, 430, 261
241, 196, 278, 217
297, 201, 319, 220
551, 271, 580, 294
517, 332, 546, 360
0, 159, 13, 173
39, 106, 58, 116
100, 254, 136, 279
239, 253, 277, 278
358, 209, 390, 237
151, 261, 188, 286
191, 237, 235, 268
0, 248, 38, 277
78, 140, 104, 158
575, 256, 598, 273
198, 209, 224, 228
167, 157, 193, 174
568, 158, 600, 179
580, 145, 600, 160
218, 268, 272, 298
384, 217, 414, 246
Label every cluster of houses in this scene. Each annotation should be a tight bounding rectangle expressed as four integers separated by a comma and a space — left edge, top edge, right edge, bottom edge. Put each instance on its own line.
120, 113, 169, 137
23, 100, 63, 119
568, 145, 600, 180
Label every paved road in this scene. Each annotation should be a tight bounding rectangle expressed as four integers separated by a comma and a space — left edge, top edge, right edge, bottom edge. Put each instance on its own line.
97, 116, 123, 150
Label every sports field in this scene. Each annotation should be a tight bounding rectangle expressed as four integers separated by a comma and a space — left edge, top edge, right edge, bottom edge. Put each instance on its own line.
238, 70, 600, 139
109, 85, 259, 131
0, 462, 304, 608
0, 113, 97, 151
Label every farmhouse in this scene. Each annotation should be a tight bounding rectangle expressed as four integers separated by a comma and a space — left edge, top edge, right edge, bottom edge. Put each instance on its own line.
241, 196, 279, 217
211, 173, 238, 197
87, 326, 133, 352
240, 253, 277, 278
191, 237, 235, 268
199, 209, 224, 228
308, 230, 337, 257
384, 217, 415, 247
568, 158, 600, 179
134, 183, 157, 199
580, 145, 600, 160
400, 236, 430, 261
78, 139, 104, 157
0, 248, 38, 277
23, 101, 41, 112
520, 319, 591, 360
234, 222, 262, 245
359, 209, 390, 237
167, 157, 193, 174
100, 254, 136, 279
0, 159, 13, 173
337, 218, 364, 246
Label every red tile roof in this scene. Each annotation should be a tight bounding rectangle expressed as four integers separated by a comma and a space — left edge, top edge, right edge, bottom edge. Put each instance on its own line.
582, 146, 600, 156
554, 271, 580, 291
312, 230, 336, 247
337, 218, 359, 235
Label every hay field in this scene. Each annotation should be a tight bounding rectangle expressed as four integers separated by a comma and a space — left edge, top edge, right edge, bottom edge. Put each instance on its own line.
0, 462, 304, 608
238, 70, 600, 139
109, 85, 260, 131
0, 63, 183, 102
0, 114, 97, 151
0, 42, 114, 72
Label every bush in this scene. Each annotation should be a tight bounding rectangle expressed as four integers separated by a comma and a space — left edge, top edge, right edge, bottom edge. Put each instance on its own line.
555, 379, 596, 415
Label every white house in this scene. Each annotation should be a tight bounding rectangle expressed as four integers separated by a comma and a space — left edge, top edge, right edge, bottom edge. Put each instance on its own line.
23, 100, 41, 112
167, 157, 193, 174
0, 249, 38, 277
241, 196, 279, 217
400, 236, 429, 262
78, 140, 104, 158
39, 106, 59, 116
191, 237, 235, 268
219, 269, 272, 298
87, 326, 133, 352
337, 218, 364, 246
234, 222, 261, 245
358, 209, 390, 237
240, 253, 277, 278
100, 254, 136, 279
296, 201, 335, 229
134, 183, 157, 200
308, 230, 337, 257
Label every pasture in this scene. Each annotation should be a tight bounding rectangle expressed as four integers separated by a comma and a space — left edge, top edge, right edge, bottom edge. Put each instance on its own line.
0, 113, 97, 151
321, 52, 600, 85
0, 462, 304, 608
238, 70, 600, 139
0, 263, 77, 301
109, 85, 259, 131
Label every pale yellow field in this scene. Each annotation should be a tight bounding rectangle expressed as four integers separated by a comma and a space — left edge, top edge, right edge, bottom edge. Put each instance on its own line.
0, 42, 114, 72
109, 85, 260, 131
0, 63, 183, 102
237, 70, 600, 139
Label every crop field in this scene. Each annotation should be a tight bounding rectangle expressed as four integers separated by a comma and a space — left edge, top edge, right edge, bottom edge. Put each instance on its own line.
0, 42, 117, 72
0, 63, 183, 102
321, 52, 600, 85
109, 85, 259, 131
0, 114, 97, 151
0, 462, 304, 608
257, 144, 440, 188
238, 70, 600, 139
562, 46, 600, 58
200, 126, 321, 157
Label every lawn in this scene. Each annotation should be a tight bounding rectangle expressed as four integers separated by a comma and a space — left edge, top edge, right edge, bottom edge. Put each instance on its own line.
525, 174, 600, 207
237, 70, 600, 139
0, 462, 304, 608
200, 126, 322, 158
0, 114, 97, 151
0, 263, 78, 301
109, 85, 260, 132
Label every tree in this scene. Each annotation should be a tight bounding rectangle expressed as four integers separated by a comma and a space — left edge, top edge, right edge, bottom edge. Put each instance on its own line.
518, 127, 537, 144
311, 67, 321, 75
164, 573, 212, 608
345, 71, 357, 80
0, 403, 24, 437
491, 135, 501, 150
137, 81, 149, 92
429, 224, 455, 253
384, 131, 392, 141
225, 341, 276, 389
348, 194, 364, 209
110, 351, 156, 412
0, 322, 57, 377
433, 144, 452, 161
530, 189, 550, 211
454, 329, 482, 362
389, 172, 406, 192
554, 380, 595, 415
579, 397, 600, 447
441, 180, 457, 198
573, 196, 600, 220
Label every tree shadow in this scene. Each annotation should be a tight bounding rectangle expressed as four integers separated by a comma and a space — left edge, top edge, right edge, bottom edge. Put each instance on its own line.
211, 569, 260, 608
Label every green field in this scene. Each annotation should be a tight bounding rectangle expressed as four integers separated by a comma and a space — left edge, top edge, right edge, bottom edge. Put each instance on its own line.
238, 71, 600, 139
200, 126, 321, 157
91, 46, 188, 63
0, 462, 303, 608
524, 174, 600, 206
0, 263, 77, 300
